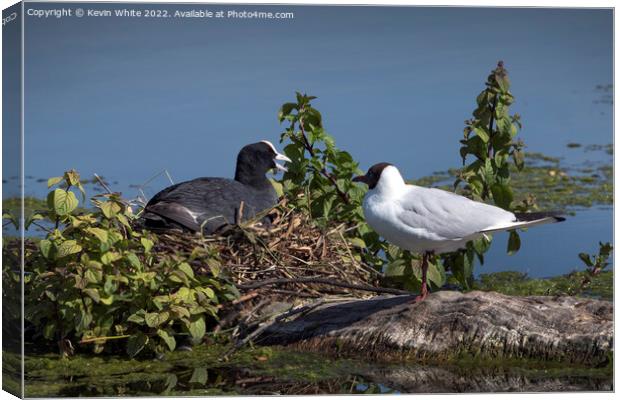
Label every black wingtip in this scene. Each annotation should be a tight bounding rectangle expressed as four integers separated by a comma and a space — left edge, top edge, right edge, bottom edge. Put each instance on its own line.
515, 212, 566, 223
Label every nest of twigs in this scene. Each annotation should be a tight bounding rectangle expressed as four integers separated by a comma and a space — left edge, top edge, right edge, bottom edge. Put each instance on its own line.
154, 200, 388, 301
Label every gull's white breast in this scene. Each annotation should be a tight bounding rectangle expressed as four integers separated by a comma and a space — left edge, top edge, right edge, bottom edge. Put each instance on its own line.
363, 192, 465, 253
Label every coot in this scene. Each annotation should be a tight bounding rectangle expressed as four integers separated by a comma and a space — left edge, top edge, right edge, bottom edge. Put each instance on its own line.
141, 140, 291, 234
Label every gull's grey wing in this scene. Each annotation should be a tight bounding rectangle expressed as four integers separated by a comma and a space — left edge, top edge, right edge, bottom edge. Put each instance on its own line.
396, 186, 516, 240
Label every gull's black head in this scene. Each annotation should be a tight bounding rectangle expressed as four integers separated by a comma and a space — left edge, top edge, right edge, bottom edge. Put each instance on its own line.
235, 141, 291, 187
352, 162, 393, 190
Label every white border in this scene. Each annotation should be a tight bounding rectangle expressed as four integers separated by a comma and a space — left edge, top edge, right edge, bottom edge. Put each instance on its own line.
0, 1, 616, 400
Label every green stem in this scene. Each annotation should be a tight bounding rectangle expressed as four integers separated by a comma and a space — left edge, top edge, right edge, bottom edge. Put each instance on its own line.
297, 114, 351, 205
488, 94, 498, 159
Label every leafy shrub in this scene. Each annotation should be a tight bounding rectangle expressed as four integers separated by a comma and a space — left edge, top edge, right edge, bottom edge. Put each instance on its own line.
277, 93, 446, 292
22, 170, 238, 357
577, 242, 613, 293
444, 61, 534, 288
278, 93, 382, 267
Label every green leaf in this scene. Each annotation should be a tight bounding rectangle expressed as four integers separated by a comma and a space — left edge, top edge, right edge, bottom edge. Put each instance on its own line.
47, 189, 78, 216
163, 374, 178, 393
127, 311, 145, 324
47, 176, 63, 188
86, 227, 108, 243
347, 237, 366, 249
177, 262, 195, 280
473, 126, 490, 143
203, 287, 215, 299
467, 176, 484, 196
103, 277, 117, 295
145, 312, 161, 328
100, 201, 120, 219
157, 329, 176, 351
496, 73, 510, 92
490, 183, 513, 210
126, 332, 149, 358
78, 312, 93, 332
141, 238, 154, 253
476, 90, 488, 106
426, 259, 446, 289
83, 288, 101, 303
450, 252, 474, 290
473, 235, 492, 256
507, 230, 521, 255
278, 102, 297, 122
513, 150, 524, 171
76, 182, 87, 202
188, 316, 206, 340
43, 322, 57, 340
510, 123, 518, 138
56, 240, 82, 258
482, 158, 494, 183
84, 268, 102, 284
384, 259, 406, 277
497, 117, 512, 137
126, 253, 141, 269
25, 213, 44, 229
170, 305, 191, 319
169, 271, 189, 285
39, 239, 54, 259
269, 179, 284, 197
189, 367, 208, 385
101, 252, 121, 265
64, 169, 81, 186
578, 253, 593, 267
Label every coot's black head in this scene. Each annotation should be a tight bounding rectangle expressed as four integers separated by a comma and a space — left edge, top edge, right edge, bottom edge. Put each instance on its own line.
352, 162, 393, 190
234, 140, 291, 187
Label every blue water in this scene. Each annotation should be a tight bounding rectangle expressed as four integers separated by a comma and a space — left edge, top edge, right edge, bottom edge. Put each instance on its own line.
482, 208, 613, 278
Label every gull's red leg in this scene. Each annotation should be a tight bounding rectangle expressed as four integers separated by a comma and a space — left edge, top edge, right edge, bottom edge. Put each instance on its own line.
414, 252, 429, 302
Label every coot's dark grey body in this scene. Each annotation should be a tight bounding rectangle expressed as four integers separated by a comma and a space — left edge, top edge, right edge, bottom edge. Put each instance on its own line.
141, 141, 290, 234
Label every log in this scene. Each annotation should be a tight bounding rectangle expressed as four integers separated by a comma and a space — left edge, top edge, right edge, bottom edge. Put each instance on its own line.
255, 290, 612, 366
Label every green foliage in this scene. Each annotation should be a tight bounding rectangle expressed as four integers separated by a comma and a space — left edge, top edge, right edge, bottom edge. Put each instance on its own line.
445, 61, 532, 288
278, 93, 386, 268
576, 242, 613, 293
473, 243, 613, 300
473, 269, 613, 301
277, 92, 446, 288
21, 170, 238, 357
278, 92, 365, 224
455, 61, 524, 204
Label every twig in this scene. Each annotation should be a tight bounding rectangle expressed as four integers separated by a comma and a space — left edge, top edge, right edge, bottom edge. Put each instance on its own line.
235, 201, 245, 225
93, 173, 113, 194
236, 277, 410, 295
79, 334, 130, 344
224, 299, 328, 357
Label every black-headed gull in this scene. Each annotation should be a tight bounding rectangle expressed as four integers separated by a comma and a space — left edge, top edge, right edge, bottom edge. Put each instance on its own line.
142, 141, 291, 234
353, 162, 565, 301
